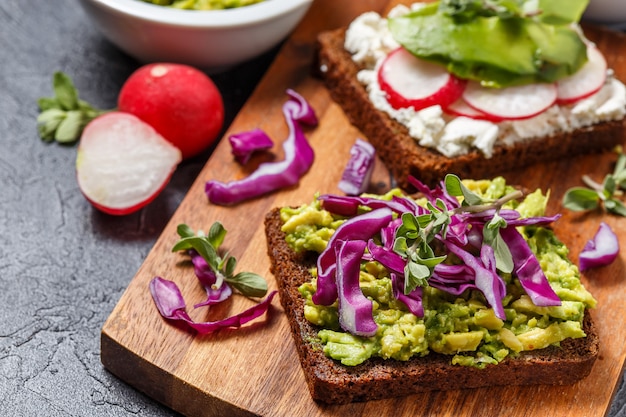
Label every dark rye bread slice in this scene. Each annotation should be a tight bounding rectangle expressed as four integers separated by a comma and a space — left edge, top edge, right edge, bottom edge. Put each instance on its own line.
264, 207, 599, 404
316, 28, 625, 189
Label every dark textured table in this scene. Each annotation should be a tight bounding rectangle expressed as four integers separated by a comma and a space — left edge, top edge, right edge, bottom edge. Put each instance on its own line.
1, 1, 624, 416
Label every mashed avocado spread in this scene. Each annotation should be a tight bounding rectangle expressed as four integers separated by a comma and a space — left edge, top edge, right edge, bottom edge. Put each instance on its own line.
141, 0, 264, 10
280, 178, 596, 367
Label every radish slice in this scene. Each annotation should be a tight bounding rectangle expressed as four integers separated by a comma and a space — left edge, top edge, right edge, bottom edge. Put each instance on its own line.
556, 45, 607, 105
462, 81, 557, 120
445, 98, 504, 123
76, 112, 182, 215
378, 47, 466, 111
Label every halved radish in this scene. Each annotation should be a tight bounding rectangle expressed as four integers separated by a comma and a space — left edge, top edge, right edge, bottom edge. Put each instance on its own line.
462, 81, 557, 120
378, 47, 466, 111
445, 98, 504, 123
76, 112, 182, 215
556, 45, 607, 105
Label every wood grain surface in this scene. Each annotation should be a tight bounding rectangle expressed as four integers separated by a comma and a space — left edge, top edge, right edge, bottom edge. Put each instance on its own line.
100, 1, 626, 416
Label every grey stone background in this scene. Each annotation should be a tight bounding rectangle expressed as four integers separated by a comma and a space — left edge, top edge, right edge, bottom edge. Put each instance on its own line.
0, 1, 624, 416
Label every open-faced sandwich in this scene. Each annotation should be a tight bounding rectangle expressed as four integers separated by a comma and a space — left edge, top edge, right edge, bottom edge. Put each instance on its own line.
264, 176, 598, 404
317, 0, 626, 188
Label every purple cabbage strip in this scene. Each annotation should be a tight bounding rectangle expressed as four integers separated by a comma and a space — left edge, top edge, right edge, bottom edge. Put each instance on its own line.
150, 277, 277, 334
335, 239, 378, 337
380, 218, 402, 249
338, 138, 376, 196
318, 194, 419, 217
366, 239, 425, 317
408, 176, 460, 210
499, 226, 561, 306
430, 264, 479, 296
205, 89, 317, 205
189, 251, 233, 308
313, 208, 394, 306
497, 213, 561, 228
367, 239, 405, 274
391, 272, 424, 317
443, 240, 507, 319
579, 222, 620, 271
228, 128, 274, 165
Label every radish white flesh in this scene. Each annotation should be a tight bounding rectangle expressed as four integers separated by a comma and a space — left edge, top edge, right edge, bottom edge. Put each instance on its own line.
556, 45, 607, 105
462, 81, 557, 120
76, 112, 182, 215
378, 47, 466, 110
445, 98, 503, 122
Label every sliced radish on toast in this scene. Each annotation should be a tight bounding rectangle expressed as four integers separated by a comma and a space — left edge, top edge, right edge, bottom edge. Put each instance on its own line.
445, 98, 504, 122
462, 81, 557, 120
378, 47, 466, 111
556, 45, 607, 105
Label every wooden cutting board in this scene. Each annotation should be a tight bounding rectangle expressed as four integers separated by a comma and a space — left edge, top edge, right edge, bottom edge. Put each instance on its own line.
100, 1, 626, 416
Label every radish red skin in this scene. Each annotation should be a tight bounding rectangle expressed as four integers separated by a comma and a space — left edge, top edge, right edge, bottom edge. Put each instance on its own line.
118, 63, 225, 160
378, 47, 466, 111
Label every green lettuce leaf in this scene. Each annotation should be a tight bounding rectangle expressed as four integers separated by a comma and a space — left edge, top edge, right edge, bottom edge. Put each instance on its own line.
388, 0, 589, 87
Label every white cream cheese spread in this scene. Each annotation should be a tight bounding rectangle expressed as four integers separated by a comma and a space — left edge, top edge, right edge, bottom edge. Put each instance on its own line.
343, 5, 626, 158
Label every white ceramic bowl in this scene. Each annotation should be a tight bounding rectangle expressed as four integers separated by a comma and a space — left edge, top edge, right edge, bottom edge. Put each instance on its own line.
583, 0, 626, 25
77, 0, 314, 71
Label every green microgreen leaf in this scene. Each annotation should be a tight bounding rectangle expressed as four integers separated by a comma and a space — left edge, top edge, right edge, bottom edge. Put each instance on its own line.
444, 173, 483, 206
613, 153, 626, 179
227, 272, 268, 298
391, 177, 528, 296
36, 109, 66, 142
405, 262, 431, 293
172, 223, 268, 298
55, 110, 84, 143
176, 223, 196, 239
207, 221, 227, 249
37, 97, 61, 111
53, 71, 79, 111
563, 151, 626, 216
603, 175, 616, 197
36, 71, 113, 144
605, 198, 626, 216
562, 187, 600, 211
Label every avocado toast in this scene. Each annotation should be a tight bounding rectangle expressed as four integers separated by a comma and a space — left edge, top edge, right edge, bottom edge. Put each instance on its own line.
264, 177, 599, 404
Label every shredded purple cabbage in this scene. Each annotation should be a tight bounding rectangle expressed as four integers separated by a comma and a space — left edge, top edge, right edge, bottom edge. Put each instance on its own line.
335, 240, 378, 336
391, 272, 424, 317
443, 240, 507, 319
313, 208, 394, 306
579, 222, 619, 271
408, 176, 460, 210
150, 277, 277, 334
499, 226, 561, 306
307, 177, 568, 336
338, 138, 376, 195
205, 89, 317, 205
318, 194, 420, 217
189, 250, 233, 308
430, 264, 477, 295
228, 128, 273, 165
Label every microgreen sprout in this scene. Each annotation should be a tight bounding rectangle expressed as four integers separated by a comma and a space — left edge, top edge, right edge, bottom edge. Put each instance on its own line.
562, 152, 626, 216
37, 72, 110, 143
395, 174, 523, 294
172, 223, 268, 298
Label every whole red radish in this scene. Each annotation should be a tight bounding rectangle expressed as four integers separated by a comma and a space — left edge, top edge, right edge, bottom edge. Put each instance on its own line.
76, 112, 182, 215
118, 63, 224, 160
